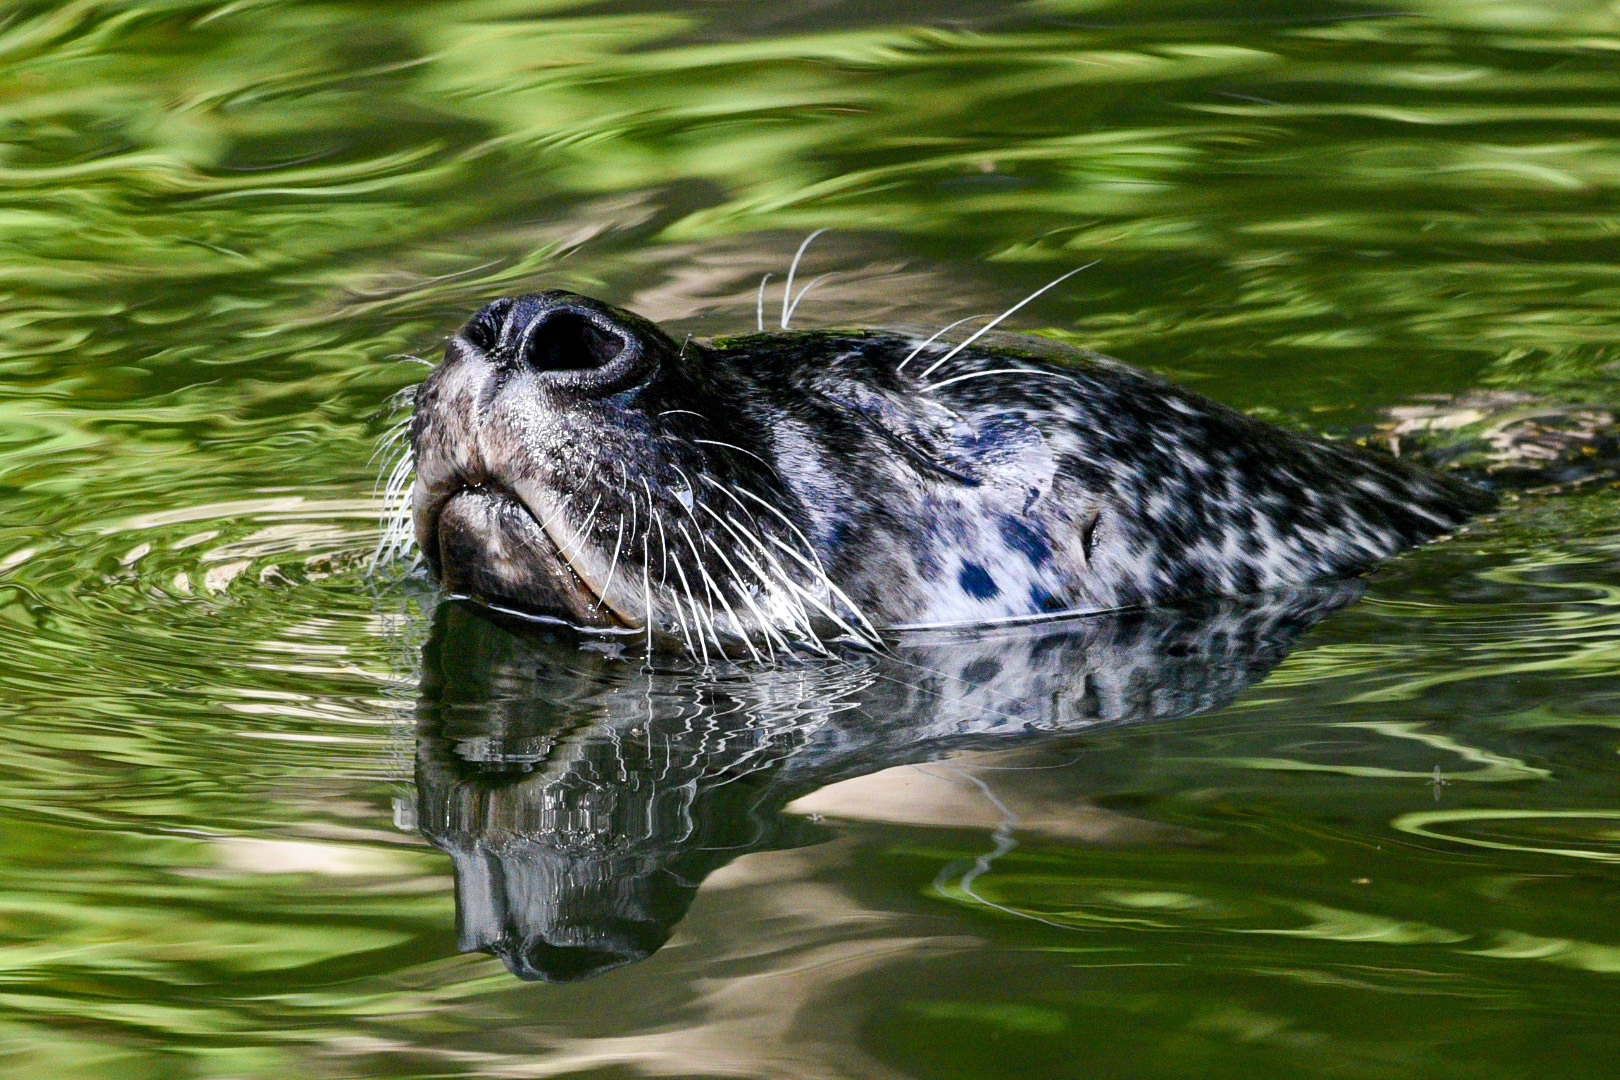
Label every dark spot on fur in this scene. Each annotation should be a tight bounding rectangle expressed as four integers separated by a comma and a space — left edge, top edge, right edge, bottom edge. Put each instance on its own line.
958, 562, 999, 599
960, 657, 1003, 684
999, 517, 1052, 565
1030, 587, 1067, 612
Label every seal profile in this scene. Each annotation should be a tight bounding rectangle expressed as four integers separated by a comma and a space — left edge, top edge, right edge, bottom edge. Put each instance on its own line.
405, 289, 1494, 653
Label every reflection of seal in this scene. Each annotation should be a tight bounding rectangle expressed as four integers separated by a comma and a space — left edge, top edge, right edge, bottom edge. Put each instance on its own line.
415, 582, 1361, 981
407, 290, 1493, 652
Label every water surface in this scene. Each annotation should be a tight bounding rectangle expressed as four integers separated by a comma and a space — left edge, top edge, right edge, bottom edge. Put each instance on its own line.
4, 0, 1620, 1075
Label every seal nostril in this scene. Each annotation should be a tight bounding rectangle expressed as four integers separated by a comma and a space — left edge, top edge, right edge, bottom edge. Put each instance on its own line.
519, 311, 626, 374
462, 298, 510, 354
451, 291, 664, 395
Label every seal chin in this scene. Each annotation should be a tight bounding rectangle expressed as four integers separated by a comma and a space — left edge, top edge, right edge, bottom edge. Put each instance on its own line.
430, 486, 625, 629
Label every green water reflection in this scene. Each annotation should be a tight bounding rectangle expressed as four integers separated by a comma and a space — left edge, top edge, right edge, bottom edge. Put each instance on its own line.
4, 0, 1620, 1075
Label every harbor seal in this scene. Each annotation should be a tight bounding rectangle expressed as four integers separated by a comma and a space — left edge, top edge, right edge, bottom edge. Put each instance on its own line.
404, 289, 1495, 653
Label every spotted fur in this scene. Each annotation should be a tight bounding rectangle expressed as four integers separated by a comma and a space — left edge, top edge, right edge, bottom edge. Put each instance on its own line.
405, 291, 1494, 651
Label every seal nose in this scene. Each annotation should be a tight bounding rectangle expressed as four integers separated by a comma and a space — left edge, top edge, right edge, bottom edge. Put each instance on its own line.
516, 310, 625, 374
457, 291, 662, 396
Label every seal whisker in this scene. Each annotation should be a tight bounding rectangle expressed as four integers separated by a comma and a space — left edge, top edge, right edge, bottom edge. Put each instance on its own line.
694, 475, 872, 643
693, 438, 774, 470
377, 384, 421, 418
924, 368, 1082, 393
780, 229, 828, 330
711, 506, 854, 650
369, 420, 414, 465
667, 531, 713, 666
917, 261, 1099, 380
369, 434, 410, 474
722, 484, 830, 570
649, 489, 699, 657
697, 504, 821, 647
373, 446, 418, 568
664, 463, 751, 650
687, 505, 790, 660
754, 534, 879, 646
897, 314, 994, 371
668, 465, 777, 660
756, 273, 772, 333
640, 526, 655, 653
783, 272, 832, 329
678, 521, 755, 662
710, 517, 803, 631
574, 493, 604, 547
743, 554, 825, 651
675, 532, 723, 663
655, 519, 695, 653
595, 503, 631, 611
376, 438, 414, 497
724, 483, 882, 643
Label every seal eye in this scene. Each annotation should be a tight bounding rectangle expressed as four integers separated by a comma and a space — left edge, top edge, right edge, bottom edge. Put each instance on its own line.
517, 311, 626, 374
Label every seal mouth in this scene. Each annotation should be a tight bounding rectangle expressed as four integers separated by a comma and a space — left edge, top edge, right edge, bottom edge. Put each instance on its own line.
426, 481, 634, 630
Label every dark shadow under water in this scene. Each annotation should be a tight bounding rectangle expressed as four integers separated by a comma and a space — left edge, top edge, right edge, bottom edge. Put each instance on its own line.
414, 583, 1363, 981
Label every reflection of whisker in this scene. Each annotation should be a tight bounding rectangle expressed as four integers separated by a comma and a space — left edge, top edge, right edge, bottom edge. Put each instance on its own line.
925, 764, 1080, 932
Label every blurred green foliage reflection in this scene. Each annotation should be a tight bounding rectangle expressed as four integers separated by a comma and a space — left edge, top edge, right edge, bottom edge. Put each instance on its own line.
4, 0, 1620, 1075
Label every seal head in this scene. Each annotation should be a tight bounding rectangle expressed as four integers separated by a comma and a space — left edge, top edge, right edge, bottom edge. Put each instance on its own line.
408, 290, 1494, 653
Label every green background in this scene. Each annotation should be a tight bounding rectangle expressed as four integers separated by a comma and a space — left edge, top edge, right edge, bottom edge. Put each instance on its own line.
4, 0, 1620, 1075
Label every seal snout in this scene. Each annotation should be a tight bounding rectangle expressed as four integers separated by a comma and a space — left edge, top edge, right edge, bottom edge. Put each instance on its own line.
455, 291, 665, 397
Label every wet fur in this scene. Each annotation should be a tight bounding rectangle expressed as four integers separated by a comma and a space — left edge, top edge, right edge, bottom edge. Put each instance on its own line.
405, 291, 1495, 651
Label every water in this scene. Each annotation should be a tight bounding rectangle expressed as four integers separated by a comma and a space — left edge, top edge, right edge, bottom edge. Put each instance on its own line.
4, 0, 1620, 1074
